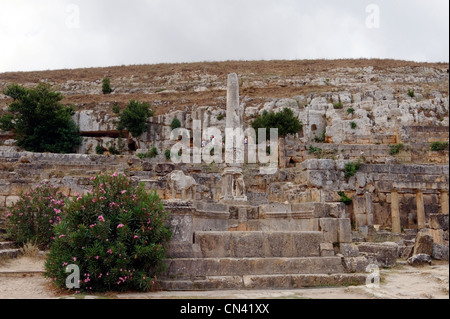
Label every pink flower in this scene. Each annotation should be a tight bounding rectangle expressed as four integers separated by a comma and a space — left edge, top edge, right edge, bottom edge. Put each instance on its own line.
98, 215, 105, 222
134, 235, 139, 239
59, 234, 66, 238
121, 190, 127, 194
77, 196, 82, 201
73, 257, 77, 262
92, 198, 96, 203
117, 224, 124, 229
95, 256, 99, 260
89, 223, 96, 228
54, 208, 61, 214
112, 172, 118, 177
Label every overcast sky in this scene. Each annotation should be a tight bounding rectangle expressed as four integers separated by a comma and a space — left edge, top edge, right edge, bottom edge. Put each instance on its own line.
0, 0, 448, 73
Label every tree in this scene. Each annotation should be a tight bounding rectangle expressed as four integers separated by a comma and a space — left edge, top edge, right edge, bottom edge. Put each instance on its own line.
102, 77, 113, 94
114, 100, 154, 138
171, 118, 181, 130
0, 83, 82, 153
251, 108, 303, 139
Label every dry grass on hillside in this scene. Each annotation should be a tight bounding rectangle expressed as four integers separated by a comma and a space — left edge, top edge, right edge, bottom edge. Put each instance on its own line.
1, 59, 448, 116
1, 59, 448, 84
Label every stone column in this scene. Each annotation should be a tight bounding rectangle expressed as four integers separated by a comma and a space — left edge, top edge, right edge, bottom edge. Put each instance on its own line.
440, 191, 449, 215
391, 191, 401, 233
416, 190, 426, 230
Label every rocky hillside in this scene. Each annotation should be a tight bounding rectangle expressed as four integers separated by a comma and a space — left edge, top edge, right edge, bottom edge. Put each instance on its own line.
0, 59, 448, 161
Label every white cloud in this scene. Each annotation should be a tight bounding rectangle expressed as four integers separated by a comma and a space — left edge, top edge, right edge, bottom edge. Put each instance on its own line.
0, 0, 448, 72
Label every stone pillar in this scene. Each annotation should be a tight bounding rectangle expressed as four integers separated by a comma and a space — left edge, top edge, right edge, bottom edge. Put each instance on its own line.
416, 190, 426, 230
440, 191, 449, 215
391, 191, 401, 233
365, 192, 374, 226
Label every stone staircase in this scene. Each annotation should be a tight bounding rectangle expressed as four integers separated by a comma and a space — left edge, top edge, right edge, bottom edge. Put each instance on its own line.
0, 212, 21, 261
159, 230, 366, 290
0, 241, 20, 260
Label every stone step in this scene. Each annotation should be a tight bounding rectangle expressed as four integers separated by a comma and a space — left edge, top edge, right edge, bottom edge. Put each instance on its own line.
0, 242, 16, 250
159, 273, 367, 291
163, 257, 345, 279
194, 231, 324, 258
0, 248, 21, 259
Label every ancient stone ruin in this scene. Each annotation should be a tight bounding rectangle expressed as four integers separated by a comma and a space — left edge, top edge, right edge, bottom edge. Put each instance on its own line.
0, 60, 448, 290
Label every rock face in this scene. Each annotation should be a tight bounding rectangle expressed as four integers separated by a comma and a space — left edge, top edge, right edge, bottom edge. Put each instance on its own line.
414, 231, 435, 256
357, 242, 399, 268
408, 254, 432, 266
432, 243, 449, 261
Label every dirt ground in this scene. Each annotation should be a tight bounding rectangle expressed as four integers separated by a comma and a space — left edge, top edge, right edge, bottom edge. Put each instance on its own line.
0, 257, 448, 299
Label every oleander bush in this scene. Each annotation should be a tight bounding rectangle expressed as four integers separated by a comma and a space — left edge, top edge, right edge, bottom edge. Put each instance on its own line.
6, 182, 66, 250
44, 172, 172, 292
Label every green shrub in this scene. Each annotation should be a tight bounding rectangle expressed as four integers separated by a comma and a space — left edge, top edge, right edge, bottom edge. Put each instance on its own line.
314, 130, 326, 143
102, 78, 113, 94
108, 144, 120, 155
251, 108, 303, 138
347, 108, 355, 115
344, 160, 362, 179
350, 122, 357, 130
170, 118, 182, 130
96, 145, 106, 155
308, 145, 323, 158
44, 172, 172, 292
338, 191, 353, 205
430, 141, 449, 152
164, 149, 171, 160
115, 100, 154, 138
6, 182, 66, 250
0, 83, 82, 153
389, 143, 405, 155
217, 114, 225, 121
333, 101, 344, 109
407, 89, 415, 98
137, 146, 159, 159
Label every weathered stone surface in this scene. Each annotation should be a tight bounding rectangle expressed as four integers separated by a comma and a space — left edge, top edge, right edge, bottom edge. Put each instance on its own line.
398, 245, 414, 259
168, 170, 197, 200
167, 214, 193, 242
242, 273, 366, 289
414, 231, 434, 255
320, 243, 335, 257
338, 218, 352, 243
429, 214, 449, 231
432, 243, 449, 261
407, 254, 432, 266
194, 231, 323, 258
339, 243, 360, 257
357, 242, 399, 268
319, 218, 339, 243
163, 257, 345, 278
342, 256, 370, 273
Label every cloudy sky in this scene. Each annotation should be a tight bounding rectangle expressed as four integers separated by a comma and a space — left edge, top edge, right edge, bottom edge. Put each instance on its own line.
0, 0, 448, 72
